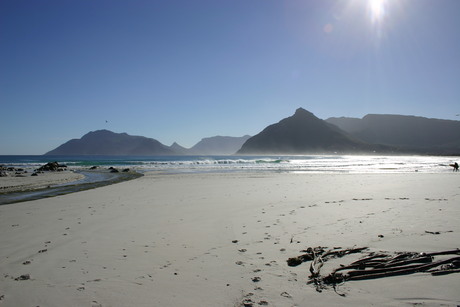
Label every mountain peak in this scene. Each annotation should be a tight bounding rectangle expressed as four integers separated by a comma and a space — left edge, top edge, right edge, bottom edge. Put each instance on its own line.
85, 129, 114, 135
294, 108, 314, 117
238, 108, 368, 154
45, 130, 173, 155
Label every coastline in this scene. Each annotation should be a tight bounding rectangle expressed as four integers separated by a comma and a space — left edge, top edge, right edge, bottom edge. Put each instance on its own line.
0, 171, 85, 194
0, 170, 143, 205
0, 171, 458, 306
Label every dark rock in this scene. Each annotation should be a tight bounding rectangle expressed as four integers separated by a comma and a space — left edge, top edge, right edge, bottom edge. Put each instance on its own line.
37, 162, 67, 172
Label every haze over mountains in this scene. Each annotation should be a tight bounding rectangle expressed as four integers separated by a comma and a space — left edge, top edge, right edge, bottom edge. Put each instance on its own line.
187, 135, 251, 155
45, 130, 175, 156
45, 131, 250, 156
326, 115, 460, 154
45, 108, 460, 156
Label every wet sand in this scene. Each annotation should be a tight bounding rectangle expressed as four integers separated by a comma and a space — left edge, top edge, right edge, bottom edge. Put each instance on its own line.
0, 170, 142, 205
0, 171, 85, 193
0, 172, 459, 306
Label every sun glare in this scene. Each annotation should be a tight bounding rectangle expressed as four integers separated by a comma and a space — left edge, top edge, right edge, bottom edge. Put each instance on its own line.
369, 0, 386, 23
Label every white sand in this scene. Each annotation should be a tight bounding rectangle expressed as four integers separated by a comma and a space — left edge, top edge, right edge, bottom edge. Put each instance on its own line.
0, 171, 459, 306
0, 171, 85, 193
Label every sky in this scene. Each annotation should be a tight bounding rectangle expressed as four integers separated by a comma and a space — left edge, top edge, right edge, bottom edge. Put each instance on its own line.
1, 0, 459, 154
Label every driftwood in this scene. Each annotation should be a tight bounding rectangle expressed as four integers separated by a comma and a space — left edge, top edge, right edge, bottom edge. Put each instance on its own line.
288, 247, 460, 294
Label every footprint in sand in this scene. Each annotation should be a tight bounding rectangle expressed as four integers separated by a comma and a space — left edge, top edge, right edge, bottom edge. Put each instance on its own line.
91, 301, 102, 307
280, 291, 292, 298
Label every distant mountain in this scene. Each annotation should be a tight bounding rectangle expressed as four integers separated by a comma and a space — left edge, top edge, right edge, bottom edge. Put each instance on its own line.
45, 130, 174, 155
169, 142, 189, 155
44, 112, 460, 156
188, 135, 251, 155
237, 108, 390, 154
45, 130, 251, 156
326, 114, 460, 154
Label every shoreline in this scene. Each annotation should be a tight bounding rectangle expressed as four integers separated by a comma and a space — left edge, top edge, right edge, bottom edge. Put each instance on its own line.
0, 171, 458, 306
0, 170, 85, 194
1, 154, 459, 174
0, 169, 143, 205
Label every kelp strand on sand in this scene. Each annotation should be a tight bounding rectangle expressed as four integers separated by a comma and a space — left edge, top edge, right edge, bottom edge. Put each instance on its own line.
287, 247, 460, 294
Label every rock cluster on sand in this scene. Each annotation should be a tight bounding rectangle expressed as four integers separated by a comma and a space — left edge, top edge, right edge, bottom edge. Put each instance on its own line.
0, 165, 28, 177
0, 163, 84, 194
36, 161, 67, 172
1, 162, 67, 178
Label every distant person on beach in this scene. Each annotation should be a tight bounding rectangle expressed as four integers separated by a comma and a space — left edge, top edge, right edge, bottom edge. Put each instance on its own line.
454, 162, 459, 172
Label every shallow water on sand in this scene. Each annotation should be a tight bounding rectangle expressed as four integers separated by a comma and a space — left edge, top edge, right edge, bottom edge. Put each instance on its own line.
0, 170, 142, 205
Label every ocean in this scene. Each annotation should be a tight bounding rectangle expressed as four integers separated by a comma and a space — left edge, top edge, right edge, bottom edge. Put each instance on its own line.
0, 155, 458, 174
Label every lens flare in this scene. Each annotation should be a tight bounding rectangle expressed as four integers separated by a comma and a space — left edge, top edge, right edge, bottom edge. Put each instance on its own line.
369, 0, 386, 23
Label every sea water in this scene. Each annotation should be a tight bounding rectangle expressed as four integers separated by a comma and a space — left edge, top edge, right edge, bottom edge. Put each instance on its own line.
0, 155, 458, 174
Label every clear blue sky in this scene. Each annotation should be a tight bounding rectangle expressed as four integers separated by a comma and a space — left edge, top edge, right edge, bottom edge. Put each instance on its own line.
1, 0, 459, 154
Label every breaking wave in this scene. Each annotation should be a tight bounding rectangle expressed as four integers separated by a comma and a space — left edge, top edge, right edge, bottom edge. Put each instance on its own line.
1, 155, 457, 174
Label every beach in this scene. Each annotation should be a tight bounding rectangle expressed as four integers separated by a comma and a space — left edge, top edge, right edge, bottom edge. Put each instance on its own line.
0, 171, 459, 306
0, 171, 85, 194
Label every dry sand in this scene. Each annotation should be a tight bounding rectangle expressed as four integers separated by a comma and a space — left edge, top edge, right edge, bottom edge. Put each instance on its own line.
0, 171, 459, 306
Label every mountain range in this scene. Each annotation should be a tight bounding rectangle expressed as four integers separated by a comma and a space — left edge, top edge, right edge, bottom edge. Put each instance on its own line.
45, 108, 460, 156
45, 131, 250, 156
237, 108, 392, 154
326, 114, 460, 154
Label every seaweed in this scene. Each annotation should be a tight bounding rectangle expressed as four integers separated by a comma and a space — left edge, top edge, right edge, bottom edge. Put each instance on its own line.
287, 247, 460, 294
